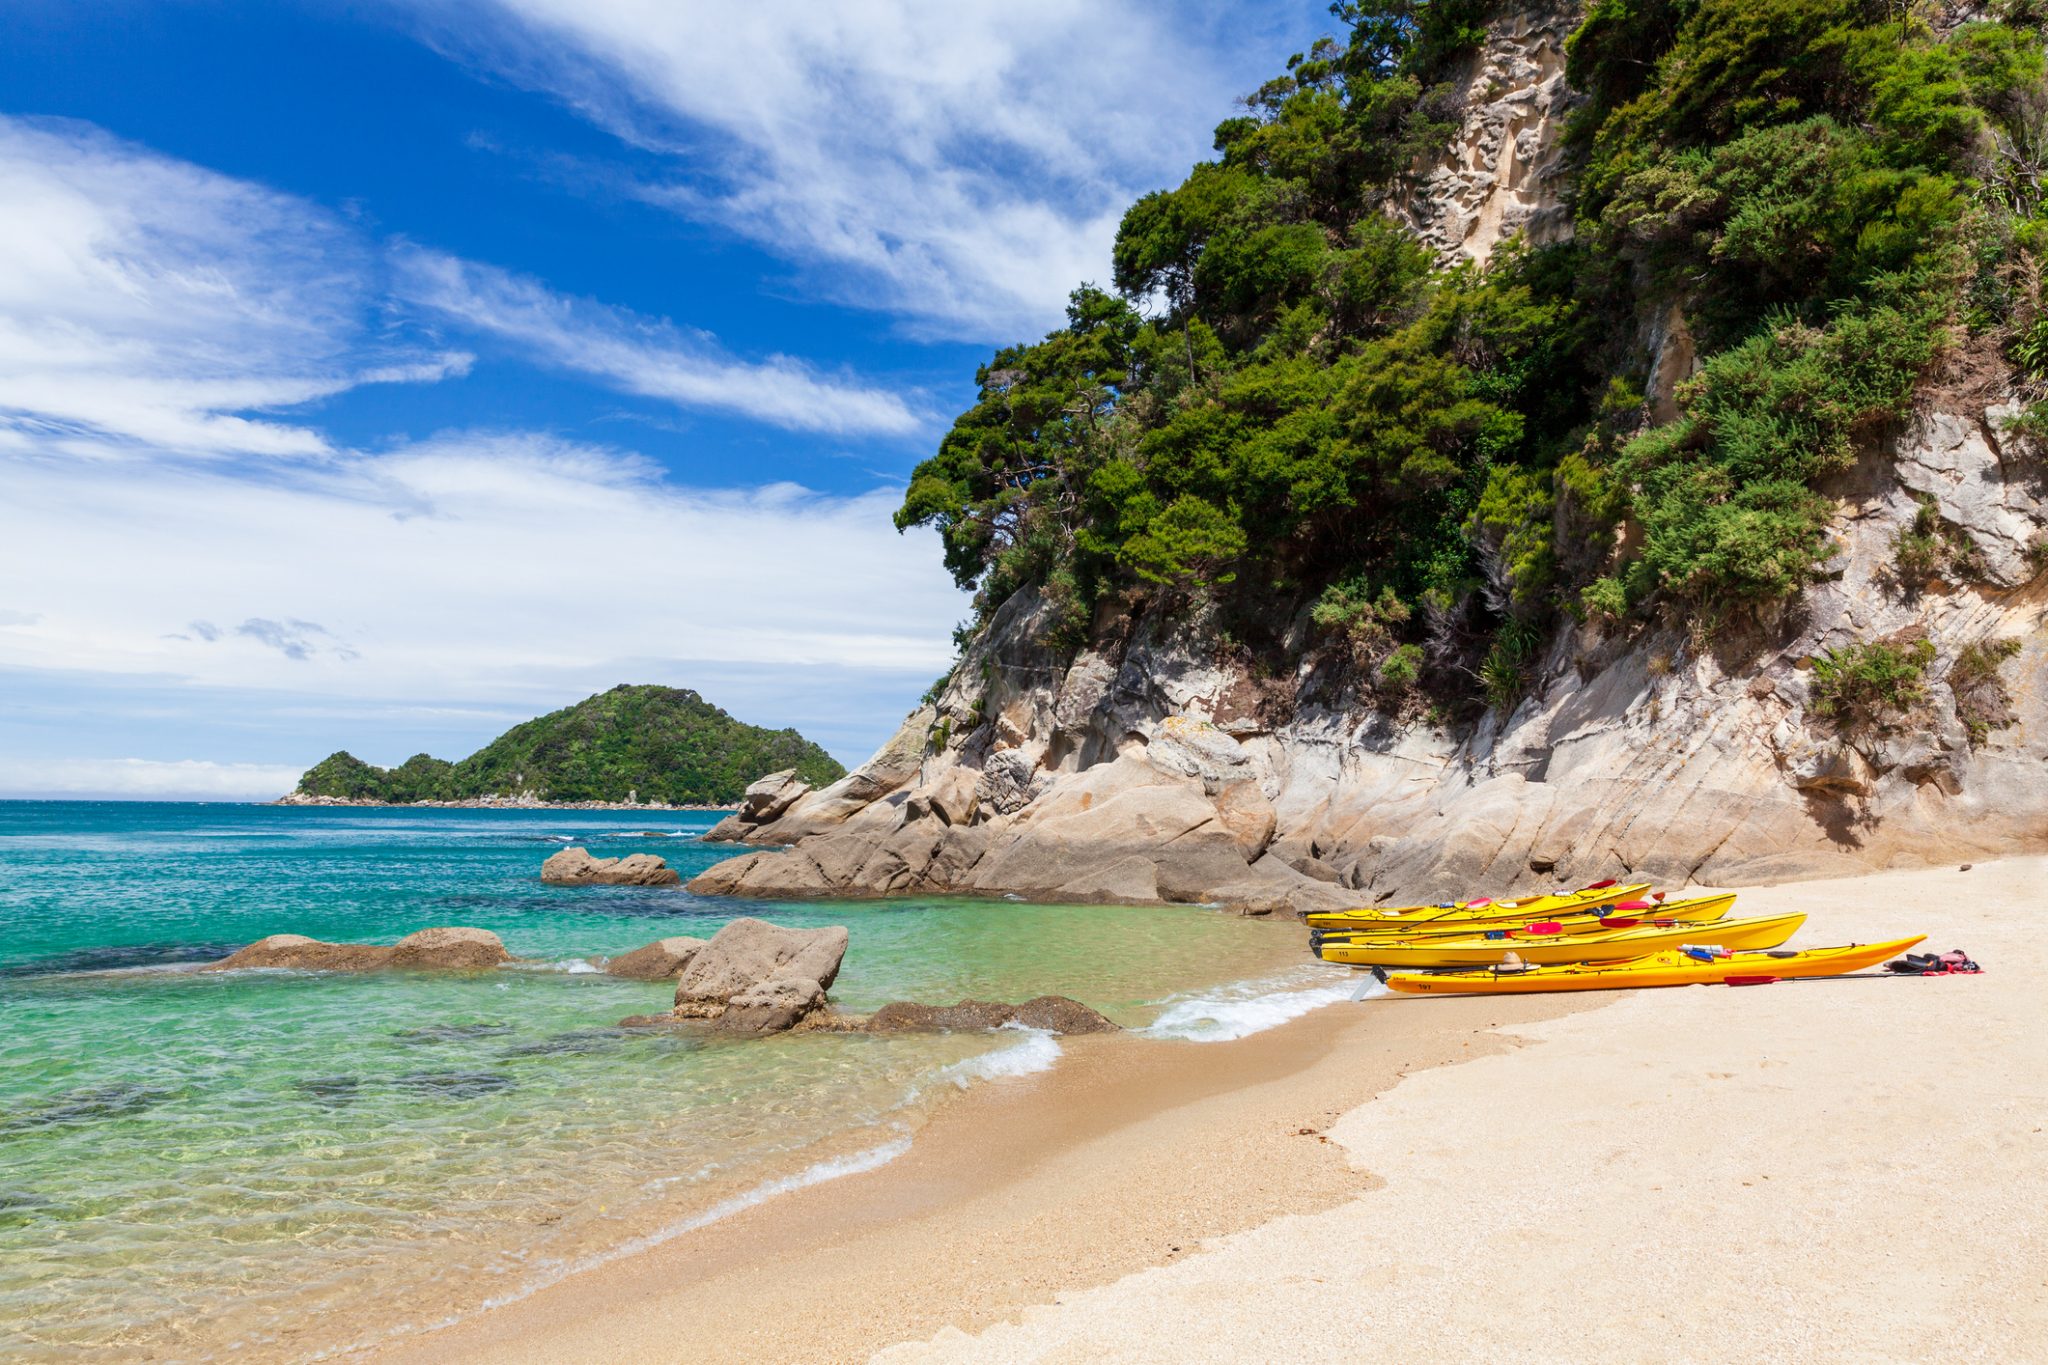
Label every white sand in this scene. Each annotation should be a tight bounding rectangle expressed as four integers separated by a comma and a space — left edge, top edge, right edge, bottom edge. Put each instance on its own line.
877, 857, 2048, 1363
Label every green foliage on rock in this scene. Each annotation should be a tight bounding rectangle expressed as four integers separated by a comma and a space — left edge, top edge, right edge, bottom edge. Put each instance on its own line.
1810, 637, 1938, 730
292, 686, 845, 805
895, 0, 2048, 708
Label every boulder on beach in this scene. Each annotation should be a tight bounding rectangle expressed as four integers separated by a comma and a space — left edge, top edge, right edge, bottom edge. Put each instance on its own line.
204, 927, 512, 972
862, 995, 1119, 1035
602, 936, 708, 980
541, 846, 682, 886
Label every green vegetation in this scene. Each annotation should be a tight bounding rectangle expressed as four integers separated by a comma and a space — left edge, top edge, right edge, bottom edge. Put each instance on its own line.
1949, 635, 2025, 742
896, 0, 2048, 712
1810, 636, 1938, 730
1893, 493, 1987, 585
294, 686, 845, 805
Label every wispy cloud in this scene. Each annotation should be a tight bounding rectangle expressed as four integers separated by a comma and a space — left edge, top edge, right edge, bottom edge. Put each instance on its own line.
393, 247, 922, 436
399, 0, 1324, 340
0, 756, 308, 800
0, 115, 468, 459
0, 430, 966, 705
0, 114, 921, 455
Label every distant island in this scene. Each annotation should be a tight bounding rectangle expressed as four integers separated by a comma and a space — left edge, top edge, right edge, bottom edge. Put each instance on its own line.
279, 684, 845, 807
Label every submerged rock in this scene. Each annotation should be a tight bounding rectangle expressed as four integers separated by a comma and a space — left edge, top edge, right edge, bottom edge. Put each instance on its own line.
540, 847, 682, 886
862, 995, 1118, 1035
203, 927, 512, 972
601, 936, 707, 980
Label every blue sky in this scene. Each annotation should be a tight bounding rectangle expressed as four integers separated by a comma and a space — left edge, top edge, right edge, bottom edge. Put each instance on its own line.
0, 0, 1328, 797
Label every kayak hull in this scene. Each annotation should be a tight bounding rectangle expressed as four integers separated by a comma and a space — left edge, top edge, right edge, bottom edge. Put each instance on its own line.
1315, 912, 1807, 968
1381, 936, 1927, 995
1304, 882, 1654, 929
1311, 892, 1735, 943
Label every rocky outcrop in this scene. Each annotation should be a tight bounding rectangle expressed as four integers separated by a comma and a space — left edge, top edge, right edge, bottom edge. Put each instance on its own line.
1396, 1, 1579, 265
204, 927, 512, 972
862, 996, 1119, 1035
616, 918, 848, 1034
600, 936, 707, 980
690, 384, 2048, 911
540, 847, 681, 886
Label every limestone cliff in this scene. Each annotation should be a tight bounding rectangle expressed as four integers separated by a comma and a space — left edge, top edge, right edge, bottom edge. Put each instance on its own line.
692, 4, 2048, 912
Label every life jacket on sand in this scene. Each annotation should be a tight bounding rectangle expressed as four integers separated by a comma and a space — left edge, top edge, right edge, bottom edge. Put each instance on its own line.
1885, 949, 1982, 975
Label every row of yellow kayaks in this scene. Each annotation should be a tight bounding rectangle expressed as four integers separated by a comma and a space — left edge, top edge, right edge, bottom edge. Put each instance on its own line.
1314, 878, 1921, 996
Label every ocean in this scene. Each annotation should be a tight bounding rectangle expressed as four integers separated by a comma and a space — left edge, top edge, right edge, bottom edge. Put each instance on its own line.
0, 801, 1349, 1359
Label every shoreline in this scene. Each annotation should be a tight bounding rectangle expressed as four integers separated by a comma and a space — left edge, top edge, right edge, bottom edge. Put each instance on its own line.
354, 982, 1597, 1363
354, 856, 2046, 1363
272, 795, 738, 812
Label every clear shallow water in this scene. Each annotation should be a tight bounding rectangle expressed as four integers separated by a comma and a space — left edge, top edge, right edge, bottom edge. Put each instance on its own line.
0, 802, 1340, 1360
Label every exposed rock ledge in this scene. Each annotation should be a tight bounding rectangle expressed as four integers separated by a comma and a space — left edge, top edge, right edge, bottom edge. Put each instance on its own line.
204, 927, 512, 971
542, 847, 681, 886
693, 398, 2048, 911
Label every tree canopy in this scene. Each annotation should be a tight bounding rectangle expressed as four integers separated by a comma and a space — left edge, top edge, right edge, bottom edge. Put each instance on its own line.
896, 0, 2048, 711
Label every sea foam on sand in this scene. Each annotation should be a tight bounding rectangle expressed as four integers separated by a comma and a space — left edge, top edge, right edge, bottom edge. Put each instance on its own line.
1143, 966, 1376, 1043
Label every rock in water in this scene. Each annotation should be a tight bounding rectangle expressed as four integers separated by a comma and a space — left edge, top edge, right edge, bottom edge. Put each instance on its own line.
602, 936, 708, 980
674, 918, 847, 1007
613, 918, 848, 1034
540, 847, 681, 886
715, 975, 826, 1033
204, 928, 512, 972
863, 996, 1118, 1035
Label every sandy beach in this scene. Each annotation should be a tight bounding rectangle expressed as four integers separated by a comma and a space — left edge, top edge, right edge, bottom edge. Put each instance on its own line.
365, 858, 2046, 1364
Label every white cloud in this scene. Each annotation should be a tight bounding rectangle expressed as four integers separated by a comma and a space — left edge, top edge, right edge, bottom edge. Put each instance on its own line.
0, 757, 308, 800
402, 0, 1322, 339
0, 115, 920, 452
0, 115, 466, 459
0, 431, 967, 711
393, 247, 922, 436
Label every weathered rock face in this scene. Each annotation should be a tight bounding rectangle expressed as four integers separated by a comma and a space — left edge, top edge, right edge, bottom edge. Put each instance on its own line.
863, 996, 1119, 1035
1396, 1, 1579, 265
690, 388, 2048, 910
205, 927, 512, 972
540, 847, 681, 886
601, 936, 707, 980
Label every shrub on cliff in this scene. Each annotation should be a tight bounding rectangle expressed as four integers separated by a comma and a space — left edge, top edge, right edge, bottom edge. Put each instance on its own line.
1811, 637, 1938, 732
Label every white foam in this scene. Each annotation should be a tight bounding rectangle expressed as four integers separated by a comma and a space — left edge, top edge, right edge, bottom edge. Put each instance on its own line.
927, 1024, 1063, 1091
1141, 966, 1371, 1043
507, 958, 604, 974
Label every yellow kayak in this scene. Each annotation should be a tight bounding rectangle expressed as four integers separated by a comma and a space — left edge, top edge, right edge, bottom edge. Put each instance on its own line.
1304, 881, 1654, 929
1311, 892, 1734, 942
1380, 936, 1926, 995
1315, 912, 1807, 969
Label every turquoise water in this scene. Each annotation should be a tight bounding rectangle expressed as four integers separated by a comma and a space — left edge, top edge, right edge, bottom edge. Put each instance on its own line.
0, 802, 1326, 1360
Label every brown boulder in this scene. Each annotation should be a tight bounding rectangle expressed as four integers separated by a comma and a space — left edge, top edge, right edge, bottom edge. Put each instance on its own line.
864, 995, 1118, 1035
602, 936, 708, 980
541, 847, 682, 886
204, 927, 511, 972
715, 975, 827, 1033
673, 917, 847, 1009
386, 927, 514, 969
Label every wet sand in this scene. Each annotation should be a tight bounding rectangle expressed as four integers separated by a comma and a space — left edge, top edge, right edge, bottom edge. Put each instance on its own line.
364, 858, 2046, 1364
360, 968, 1592, 1362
